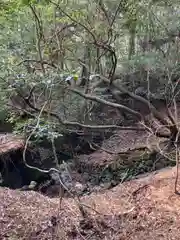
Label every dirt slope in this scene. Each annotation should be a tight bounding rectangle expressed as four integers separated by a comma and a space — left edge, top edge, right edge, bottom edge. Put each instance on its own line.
1, 166, 180, 239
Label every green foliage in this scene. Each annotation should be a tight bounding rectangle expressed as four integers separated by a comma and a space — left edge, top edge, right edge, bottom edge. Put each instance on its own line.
0, 0, 179, 140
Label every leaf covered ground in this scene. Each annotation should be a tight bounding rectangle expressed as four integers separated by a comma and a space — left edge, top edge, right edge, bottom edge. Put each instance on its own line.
1, 166, 180, 239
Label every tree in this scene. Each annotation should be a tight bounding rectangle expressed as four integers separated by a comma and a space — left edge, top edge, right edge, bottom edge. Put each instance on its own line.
1, 0, 180, 155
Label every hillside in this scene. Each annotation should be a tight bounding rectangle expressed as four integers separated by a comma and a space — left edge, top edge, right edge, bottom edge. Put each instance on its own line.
1, 1, 180, 239
1, 166, 180, 239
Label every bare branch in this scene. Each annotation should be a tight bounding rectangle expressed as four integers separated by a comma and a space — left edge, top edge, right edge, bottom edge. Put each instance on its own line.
15, 90, 145, 131
17, 59, 57, 68
110, 1, 121, 27
174, 129, 180, 194
50, 1, 97, 43
29, 4, 45, 74
48, 23, 77, 45
89, 141, 151, 155
51, 0, 117, 80
63, 122, 145, 131
94, 0, 110, 26
166, 107, 176, 126
70, 88, 142, 120
142, 118, 170, 138
97, 74, 171, 128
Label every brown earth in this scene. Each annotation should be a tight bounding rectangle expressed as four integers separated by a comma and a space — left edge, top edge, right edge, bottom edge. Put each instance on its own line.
0, 134, 24, 154
0, 103, 179, 239
78, 129, 162, 167
1, 166, 180, 239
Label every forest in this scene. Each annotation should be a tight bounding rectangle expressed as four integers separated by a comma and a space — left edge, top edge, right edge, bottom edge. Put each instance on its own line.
1, 0, 180, 239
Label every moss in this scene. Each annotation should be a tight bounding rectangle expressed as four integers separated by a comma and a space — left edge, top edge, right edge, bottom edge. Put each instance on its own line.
96, 149, 176, 185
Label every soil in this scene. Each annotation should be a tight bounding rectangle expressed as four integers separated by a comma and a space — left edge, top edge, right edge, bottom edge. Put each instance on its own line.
0, 105, 180, 239
0, 134, 24, 153
1, 166, 180, 239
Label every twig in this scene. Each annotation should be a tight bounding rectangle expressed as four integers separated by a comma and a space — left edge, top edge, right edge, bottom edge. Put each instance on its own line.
21, 103, 101, 217
88, 141, 151, 155
166, 107, 176, 126
174, 129, 180, 194
29, 4, 45, 74
110, 1, 121, 27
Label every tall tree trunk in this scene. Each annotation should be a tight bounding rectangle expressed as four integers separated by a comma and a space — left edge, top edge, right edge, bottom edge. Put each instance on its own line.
80, 43, 91, 86
128, 23, 136, 60
95, 47, 103, 74
78, 42, 92, 123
